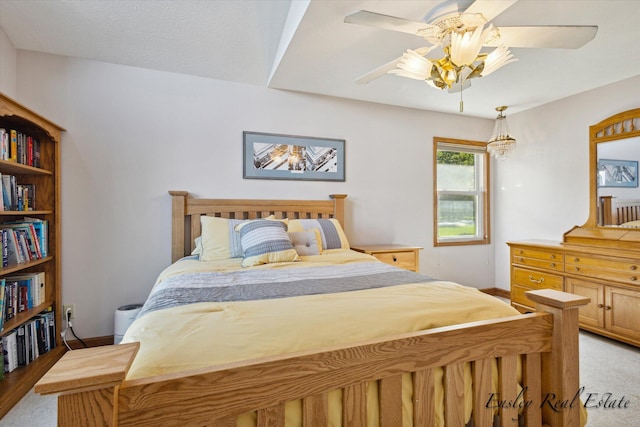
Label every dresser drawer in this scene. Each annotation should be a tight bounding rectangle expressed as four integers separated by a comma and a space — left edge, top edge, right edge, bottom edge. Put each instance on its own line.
373, 251, 417, 271
513, 267, 563, 290
566, 254, 640, 285
511, 248, 564, 272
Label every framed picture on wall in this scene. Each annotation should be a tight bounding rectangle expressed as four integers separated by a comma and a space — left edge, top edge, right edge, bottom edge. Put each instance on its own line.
598, 159, 639, 188
243, 131, 345, 181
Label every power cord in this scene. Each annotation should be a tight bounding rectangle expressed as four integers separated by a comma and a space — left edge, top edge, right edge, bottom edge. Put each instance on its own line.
61, 308, 88, 349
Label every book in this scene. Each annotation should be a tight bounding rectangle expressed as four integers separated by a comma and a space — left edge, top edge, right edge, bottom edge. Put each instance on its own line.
1, 229, 7, 267
1, 174, 10, 211
0, 278, 5, 332
0, 228, 25, 265
3, 280, 17, 321
1, 329, 18, 372
9, 129, 17, 162
16, 325, 25, 366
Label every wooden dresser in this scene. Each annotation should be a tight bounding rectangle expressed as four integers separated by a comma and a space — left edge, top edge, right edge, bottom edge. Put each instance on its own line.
508, 239, 640, 347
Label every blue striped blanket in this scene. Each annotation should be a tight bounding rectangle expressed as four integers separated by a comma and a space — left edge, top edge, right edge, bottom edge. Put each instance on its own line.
138, 261, 436, 318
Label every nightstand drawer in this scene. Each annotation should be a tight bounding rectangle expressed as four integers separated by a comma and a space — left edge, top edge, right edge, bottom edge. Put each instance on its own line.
350, 245, 422, 272
372, 251, 417, 271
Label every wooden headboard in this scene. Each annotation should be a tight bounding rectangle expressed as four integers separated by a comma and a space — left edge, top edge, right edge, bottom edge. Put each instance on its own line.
600, 195, 640, 225
168, 191, 347, 262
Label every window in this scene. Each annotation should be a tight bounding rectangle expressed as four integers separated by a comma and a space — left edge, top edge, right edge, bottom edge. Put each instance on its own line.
433, 137, 490, 246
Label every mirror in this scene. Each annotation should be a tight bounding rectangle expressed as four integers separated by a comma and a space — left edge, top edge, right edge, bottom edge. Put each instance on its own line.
587, 109, 640, 228
596, 137, 640, 226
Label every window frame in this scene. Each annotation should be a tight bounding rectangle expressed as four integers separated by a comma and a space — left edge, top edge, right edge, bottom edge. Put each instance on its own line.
433, 137, 491, 247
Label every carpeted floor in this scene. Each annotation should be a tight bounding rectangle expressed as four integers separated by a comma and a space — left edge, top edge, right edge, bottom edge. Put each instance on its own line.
1, 331, 638, 426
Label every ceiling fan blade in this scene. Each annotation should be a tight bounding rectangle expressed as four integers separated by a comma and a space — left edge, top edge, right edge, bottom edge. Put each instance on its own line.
344, 10, 437, 37
486, 26, 598, 48
354, 46, 435, 84
354, 56, 403, 84
463, 0, 519, 22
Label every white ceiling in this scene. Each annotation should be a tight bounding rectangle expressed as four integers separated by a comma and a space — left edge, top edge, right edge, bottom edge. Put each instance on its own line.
1, 0, 639, 119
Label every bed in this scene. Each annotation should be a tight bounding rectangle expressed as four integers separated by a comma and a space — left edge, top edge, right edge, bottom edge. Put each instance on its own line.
35, 191, 589, 427
600, 195, 640, 226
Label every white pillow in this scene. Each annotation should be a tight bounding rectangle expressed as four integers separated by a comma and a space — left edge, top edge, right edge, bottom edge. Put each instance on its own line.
288, 231, 321, 256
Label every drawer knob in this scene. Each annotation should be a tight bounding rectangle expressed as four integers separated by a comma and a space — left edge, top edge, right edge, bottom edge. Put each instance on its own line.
597, 304, 604, 308
551, 254, 556, 259
574, 257, 580, 262
631, 265, 638, 271
574, 267, 580, 272
392, 256, 397, 262
528, 275, 545, 284
550, 263, 556, 268
631, 276, 637, 281
606, 305, 612, 310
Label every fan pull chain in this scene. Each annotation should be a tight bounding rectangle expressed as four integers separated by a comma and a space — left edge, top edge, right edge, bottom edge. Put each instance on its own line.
459, 82, 464, 112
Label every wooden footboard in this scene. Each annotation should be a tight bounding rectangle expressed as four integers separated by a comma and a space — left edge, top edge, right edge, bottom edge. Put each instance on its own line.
35, 290, 588, 427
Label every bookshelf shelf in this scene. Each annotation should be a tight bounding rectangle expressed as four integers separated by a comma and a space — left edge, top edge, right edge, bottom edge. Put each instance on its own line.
0, 159, 52, 176
0, 256, 53, 275
0, 93, 64, 419
0, 210, 53, 216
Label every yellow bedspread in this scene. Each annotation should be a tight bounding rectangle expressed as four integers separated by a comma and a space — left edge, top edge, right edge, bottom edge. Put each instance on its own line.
121, 250, 525, 426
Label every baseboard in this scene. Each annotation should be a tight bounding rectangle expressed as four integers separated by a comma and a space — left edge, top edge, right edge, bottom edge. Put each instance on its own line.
480, 287, 511, 299
66, 335, 114, 350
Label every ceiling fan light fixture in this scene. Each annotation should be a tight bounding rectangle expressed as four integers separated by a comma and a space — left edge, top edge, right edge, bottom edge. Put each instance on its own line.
450, 24, 492, 66
481, 45, 518, 77
487, 106, 516, 159
388, 49, 432, 80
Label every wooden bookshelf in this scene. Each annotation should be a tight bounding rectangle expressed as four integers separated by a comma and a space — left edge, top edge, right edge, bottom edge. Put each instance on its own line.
0, 93, 64, 419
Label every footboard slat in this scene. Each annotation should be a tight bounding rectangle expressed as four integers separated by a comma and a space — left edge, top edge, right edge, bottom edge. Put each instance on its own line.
472, 359, 493, 427
379, 374, 403, 426
499, 355, 519, 427
303, 393, 328, 427
343, 382, 367, 427
522, 352, 542, 426
444, 362, 465, 426
211, 415, 236, 427
412, 368, 435, 427
257, 403, 285, 427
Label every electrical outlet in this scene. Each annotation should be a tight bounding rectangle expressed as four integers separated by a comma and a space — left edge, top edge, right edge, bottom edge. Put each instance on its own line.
63, 304, 75, 320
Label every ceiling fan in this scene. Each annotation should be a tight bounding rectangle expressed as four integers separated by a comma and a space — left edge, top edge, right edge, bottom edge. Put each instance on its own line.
344, 0, 597, 93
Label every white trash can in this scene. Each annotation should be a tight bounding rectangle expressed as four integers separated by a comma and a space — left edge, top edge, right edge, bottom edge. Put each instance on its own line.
114, 304, 143, 344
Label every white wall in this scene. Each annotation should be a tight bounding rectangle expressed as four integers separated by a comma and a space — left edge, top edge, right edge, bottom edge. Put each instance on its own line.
12, 51, 496, 338
494, 74, 640, 290
0, 26, 17, 97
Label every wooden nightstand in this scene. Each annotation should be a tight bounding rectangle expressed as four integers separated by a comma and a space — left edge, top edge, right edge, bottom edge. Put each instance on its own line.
351, 244, 423, 272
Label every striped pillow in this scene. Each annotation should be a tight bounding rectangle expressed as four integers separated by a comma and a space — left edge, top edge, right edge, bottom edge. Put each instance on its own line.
240, 220, 300, 267
199, 215, 274, 261
287, 219, 349, 251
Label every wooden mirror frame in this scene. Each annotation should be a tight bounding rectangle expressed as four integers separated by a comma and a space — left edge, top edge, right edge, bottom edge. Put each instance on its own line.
586, 108, 640, 227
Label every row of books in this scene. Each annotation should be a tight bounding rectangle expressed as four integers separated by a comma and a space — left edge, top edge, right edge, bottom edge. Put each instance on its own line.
1, 309, 56, 376
1, 218, 48, 267
0, 173, 35, 211
1, 273, 46, 329
0, 128, 41, 167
